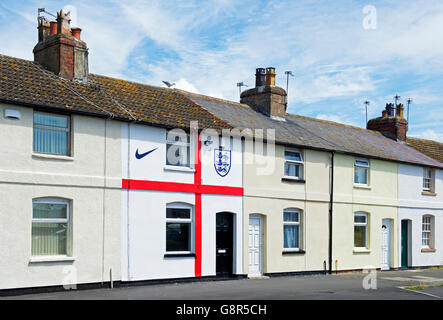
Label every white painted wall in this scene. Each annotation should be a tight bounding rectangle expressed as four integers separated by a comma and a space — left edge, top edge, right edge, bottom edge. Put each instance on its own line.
121, 123, 243, 281
398, 164, 443, 267
0, 103, 121, 290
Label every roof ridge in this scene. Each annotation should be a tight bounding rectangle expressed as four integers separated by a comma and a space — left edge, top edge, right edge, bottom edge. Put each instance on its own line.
285, 113, 373, 133
89, 73, 175, 93
407, 136, 443, 145
177, 89, 251, 109
0, 53, 34, 64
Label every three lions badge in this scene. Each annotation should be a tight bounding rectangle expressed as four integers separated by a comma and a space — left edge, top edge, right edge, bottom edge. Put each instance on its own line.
214, 149, 231, 177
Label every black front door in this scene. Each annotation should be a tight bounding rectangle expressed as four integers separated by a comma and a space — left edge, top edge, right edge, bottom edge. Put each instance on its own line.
216, 212, 234, 277
401, 220, 409, 268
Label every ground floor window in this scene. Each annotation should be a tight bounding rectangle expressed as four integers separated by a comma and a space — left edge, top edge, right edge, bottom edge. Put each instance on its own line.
166, 203, 193, 252
354, 212, 368, 249
422, 215, 434, 249
283, 208, 301, 251
32, 198, 70, 256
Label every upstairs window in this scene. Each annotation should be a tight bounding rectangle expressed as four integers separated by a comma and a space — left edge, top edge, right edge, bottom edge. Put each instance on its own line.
166, 131, 191, 168
283, 209, 301, 251
354, 212, 368, 249
284, 149, 303, 179
354, 159, 369, 185
166, 204, 193, 253
33, 112, 70, 156
423, 168, 434, 192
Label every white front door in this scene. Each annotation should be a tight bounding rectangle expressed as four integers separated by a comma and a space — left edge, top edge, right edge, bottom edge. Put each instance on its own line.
248, 215, 263, 276
381, 219, 392, 271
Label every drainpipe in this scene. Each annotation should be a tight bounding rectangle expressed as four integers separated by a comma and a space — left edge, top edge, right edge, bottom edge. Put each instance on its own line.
328, 151, 335, 274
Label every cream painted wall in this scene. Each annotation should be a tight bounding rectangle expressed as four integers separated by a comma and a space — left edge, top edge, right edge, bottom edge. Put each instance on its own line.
0, 103, 121, 290
243, 145, 330, 274
332, 154, 399, 271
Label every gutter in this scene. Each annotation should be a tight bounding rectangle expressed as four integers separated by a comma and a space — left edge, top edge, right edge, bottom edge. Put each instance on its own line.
328, 151, 335, 274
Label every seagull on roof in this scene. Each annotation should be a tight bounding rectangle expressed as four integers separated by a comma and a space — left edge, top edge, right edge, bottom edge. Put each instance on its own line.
162, 81, 176, 88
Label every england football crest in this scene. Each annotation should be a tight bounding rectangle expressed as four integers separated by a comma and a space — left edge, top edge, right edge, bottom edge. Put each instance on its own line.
214, 149, 231, 177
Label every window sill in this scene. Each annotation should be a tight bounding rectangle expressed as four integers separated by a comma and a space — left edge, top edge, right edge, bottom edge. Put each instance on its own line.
282, 177, 305, 183
32, 152, 73, 161
353, 184, 371, 190
422, 191, 437, 196
282, 249, 305, 255
29, 256, 75, 263
164, 253, 196, 258
421, 248, 436, 253
353, 248, 371, 254
163, 165, 195, 173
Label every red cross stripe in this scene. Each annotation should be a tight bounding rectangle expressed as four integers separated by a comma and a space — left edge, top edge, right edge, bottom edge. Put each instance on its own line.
122, 136, 243, 277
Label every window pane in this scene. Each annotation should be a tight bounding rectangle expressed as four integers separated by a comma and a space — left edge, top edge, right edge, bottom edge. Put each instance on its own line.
166, 208, 191, 219
284, 211, 299, 222
354, 166, 368, 184
166, 144, 190, 167
284, 225, 299, 249
33, 128, 68, 155
34, 113, 68, 128
285, 163, 300, 177
354, 225, 367, 247
354, 214, 367, 223
31, 222, 67, 256
355, 160, 369, 167
285, 151, 302, 162
166, 223, 190, 251
33, 203, 67, 219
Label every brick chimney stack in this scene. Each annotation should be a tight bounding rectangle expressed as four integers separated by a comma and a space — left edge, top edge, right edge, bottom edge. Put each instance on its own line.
367, 103, 408, 141
33, 10, 88, 81
240, 67, 287, 118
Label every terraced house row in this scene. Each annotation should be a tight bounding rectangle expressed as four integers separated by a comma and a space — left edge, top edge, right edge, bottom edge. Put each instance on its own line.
0, 11, 442, 292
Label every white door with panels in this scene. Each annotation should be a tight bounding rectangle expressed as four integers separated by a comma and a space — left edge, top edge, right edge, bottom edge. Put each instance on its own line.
248, 215, 263, 276
381, 219, 392, 271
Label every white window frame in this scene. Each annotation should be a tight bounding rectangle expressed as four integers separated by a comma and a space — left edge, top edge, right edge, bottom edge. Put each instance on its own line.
283, 208, 302, 252
354, 158, 370, 186
31, 198, 71, 257
165, 203, 193, 254
33, 111, 71, 156
166, 131, 192, 168
422, 168, 434, 192
422, 215, 433, 249
354, 212, 369, 249
284, 149, 304, 180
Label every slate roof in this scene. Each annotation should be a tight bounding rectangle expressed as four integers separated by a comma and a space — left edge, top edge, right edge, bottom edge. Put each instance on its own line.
0, 54, 231, 131
406, 137, 443, 163
179, 90, 443, 169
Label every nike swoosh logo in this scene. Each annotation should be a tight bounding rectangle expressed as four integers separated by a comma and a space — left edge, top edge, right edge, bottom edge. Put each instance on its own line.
135, 147, 158, 159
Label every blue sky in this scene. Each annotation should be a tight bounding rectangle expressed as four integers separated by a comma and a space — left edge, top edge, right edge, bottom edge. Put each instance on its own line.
0, 0, 442, 141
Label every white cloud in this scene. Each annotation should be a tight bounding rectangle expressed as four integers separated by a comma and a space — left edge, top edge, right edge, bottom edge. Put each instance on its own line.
174, 78, 199, 93
410, 129, 443, 143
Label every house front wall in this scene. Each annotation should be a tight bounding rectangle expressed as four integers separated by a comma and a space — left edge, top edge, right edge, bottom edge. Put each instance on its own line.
121, 124, 244, 281
0, 103, 121, 290
398, 164, 443, 267
332, 154, 399, 271
242, 145, 330, 275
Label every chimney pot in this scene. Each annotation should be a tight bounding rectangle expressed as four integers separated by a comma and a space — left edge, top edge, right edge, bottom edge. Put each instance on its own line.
255, 68, 266, 87
386, 103, 395, 117
396, 103, 404, 118
71, 28, 82, 40
382, 110, 388, 118
57, 10, 71, 35
265, 67, 276, 86
49, 21, 57, 35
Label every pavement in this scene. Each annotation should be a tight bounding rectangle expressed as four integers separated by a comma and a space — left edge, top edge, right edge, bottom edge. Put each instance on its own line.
2, 268, 443, 300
